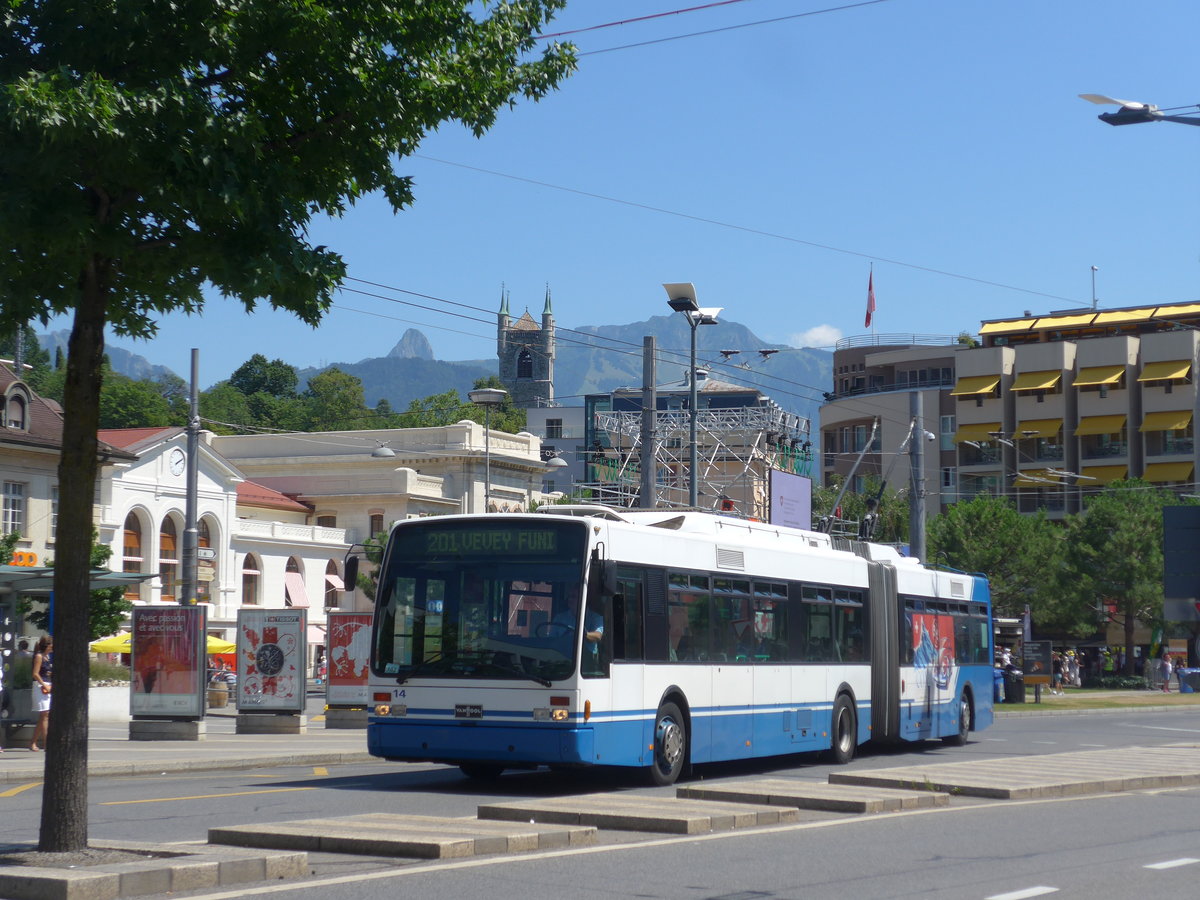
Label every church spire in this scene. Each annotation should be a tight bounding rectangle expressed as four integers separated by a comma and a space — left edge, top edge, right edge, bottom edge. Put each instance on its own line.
499, 282, 510, 316
542, 283, 553, 316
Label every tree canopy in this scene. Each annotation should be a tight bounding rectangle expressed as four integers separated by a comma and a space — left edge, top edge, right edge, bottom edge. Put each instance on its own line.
0, 1, 574, 853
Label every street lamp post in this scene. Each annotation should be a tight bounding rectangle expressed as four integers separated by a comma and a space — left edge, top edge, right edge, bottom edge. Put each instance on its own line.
469, 387, 508, 512
662, 283, 722, 508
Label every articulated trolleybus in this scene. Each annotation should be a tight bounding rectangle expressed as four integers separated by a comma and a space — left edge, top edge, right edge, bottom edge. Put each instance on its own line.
363, 506, 994, 784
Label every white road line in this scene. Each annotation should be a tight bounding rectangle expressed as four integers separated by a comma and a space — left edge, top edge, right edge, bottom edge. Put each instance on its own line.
1078, 743, 1106, 747
1144, 858, 1200, 870
1032, 741, 1057, 745
985, 888, 1059, 900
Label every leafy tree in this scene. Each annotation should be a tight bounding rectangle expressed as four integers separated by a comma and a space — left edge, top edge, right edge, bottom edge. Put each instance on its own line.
20, 533, 132, 642
302, 367, 369, 430
400, 387, 472, 428
0, 532, 18, 565
98, 371, 175, 428
812, 475, 909, 543
927, 495, 1061, 620
1061, 481, 1179, 673
0, 327, 50, 384
229, 354, 299, 399
0, 2, 573, 852
469, 375, 527, 434
199, 382, 254, 435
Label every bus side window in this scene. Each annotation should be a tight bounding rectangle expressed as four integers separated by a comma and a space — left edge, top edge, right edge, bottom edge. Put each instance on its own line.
614, 573, 644, 661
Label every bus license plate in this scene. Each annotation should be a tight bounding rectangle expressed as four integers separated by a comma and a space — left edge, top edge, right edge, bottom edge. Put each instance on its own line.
455, 704, 483, 718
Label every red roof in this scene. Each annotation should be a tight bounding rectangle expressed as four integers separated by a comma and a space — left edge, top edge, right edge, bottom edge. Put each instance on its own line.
236, 480, 312, 513
97, 426, 184, 452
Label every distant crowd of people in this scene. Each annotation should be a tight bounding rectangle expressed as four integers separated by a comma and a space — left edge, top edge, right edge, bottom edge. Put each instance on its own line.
996, 643, 1190, 693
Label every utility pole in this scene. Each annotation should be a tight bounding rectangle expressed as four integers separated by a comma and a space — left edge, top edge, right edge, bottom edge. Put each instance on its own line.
909, 390, 927, 562
180, 349, 200, 605
639, 336, 658, 509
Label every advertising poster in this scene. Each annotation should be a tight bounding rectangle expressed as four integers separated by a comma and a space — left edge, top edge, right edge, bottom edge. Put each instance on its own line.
325, 612, 372, 706
1022, 640, 1053, 685
131, 606, 206, 718
236, 609, 306, 713
911, 612, 955, 690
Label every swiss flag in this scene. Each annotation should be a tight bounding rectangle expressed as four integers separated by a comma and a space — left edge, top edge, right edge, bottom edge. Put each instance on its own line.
865, 271, 876, 328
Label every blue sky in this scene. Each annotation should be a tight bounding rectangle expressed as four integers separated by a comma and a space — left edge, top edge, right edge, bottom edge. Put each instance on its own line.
44, 0, 1200, 388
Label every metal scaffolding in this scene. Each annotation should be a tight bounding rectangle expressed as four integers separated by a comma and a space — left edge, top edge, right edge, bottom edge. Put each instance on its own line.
578, 404, 811, 517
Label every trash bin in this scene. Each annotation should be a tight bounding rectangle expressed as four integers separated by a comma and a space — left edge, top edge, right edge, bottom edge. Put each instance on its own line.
1003, 669, 1025, 703
206, 683, 229, 709
993, 668, 1005, 703
1179, 669, 1200, 694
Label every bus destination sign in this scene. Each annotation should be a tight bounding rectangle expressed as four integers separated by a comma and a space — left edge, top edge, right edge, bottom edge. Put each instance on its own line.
425, 529, 558, 556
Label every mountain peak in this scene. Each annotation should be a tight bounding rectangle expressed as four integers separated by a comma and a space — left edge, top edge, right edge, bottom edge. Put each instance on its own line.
387, 329, 434, 361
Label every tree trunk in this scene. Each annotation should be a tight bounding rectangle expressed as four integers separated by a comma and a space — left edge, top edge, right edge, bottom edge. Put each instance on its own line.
1123, 607, 1136, 677
38, 259, 108, 852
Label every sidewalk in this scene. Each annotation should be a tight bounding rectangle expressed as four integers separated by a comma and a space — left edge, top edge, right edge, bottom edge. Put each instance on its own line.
0, 694, 375, 785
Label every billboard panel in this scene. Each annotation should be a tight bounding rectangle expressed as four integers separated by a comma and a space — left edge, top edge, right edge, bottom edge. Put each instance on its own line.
131, 606, 206, 718
325, 612, 373, 706
769, 470, 812, 530
235, 609, 307, 713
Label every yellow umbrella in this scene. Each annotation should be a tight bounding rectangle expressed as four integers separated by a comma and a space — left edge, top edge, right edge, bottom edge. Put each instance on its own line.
90, 632, 236, 654
90, 632, 131, 653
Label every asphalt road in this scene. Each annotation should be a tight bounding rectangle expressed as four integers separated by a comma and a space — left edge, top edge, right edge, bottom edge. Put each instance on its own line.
2, 708, 1198, 899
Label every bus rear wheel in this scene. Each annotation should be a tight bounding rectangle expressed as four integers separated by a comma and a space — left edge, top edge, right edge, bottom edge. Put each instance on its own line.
827, 694, 857, 765
649, 701, 687, 786
943, 693, 970, 746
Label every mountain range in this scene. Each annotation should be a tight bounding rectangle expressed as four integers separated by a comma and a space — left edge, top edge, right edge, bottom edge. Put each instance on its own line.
39, 317, 833, 426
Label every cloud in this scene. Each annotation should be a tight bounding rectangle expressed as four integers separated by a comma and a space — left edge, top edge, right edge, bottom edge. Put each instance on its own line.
791, 325, 842, 348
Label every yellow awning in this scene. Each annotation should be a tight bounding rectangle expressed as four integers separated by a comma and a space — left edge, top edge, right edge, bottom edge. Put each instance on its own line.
953, 422, 1001, 443
1011, 370, 1062, 392
1073, 365, 1124, 387
1034, 314, 1096, 329
1017, 419, 1063, 438
1075, 414, 1126, 436
950, 375, 1000, 396
1080, 465, 1128, 485
979, 319, 1035, 335
1138, 360, 1191, 382
1092, 307, 1156, 325
1143, 462, 1195, 483
1153, 303, 1200, 320
1139, 410, 1193, 433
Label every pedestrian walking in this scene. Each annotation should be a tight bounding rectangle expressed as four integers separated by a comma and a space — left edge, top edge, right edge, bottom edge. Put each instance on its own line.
1161, 650, 1172, 693
1051, 652, 1064, 695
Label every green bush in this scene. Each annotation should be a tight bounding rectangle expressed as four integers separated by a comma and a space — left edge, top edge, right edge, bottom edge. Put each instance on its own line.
5, 657, 32, 690
1084, 675, 1146, 690
89, 659, 131, 683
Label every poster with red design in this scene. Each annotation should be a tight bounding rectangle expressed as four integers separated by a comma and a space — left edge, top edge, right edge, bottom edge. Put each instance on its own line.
911, 612, 956, 690
325, 613, 372, 706
235, 609, 306, 713
131, 606, 206, 718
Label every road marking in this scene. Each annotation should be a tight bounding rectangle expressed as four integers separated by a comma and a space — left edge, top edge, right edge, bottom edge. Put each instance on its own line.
1144, 858, 1200, 870
312, 767, 328, 776
100, 787, 316, 806
1032, 741, 1057, 745
985, 888, 1058, 900
1120, 724, 1200, 734
1079, 743, 1106, 747
0, 782, 42, 798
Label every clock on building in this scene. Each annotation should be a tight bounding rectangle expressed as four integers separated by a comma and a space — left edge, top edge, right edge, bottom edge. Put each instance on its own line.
169, 448, 186, 476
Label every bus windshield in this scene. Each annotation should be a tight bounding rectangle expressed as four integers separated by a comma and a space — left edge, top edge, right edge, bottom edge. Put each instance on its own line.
373, 519, 588, 684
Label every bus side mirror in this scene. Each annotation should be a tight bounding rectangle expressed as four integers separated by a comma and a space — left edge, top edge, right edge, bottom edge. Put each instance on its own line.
344, 556, 359, 588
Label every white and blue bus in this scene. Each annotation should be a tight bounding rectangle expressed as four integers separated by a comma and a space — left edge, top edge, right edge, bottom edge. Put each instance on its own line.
361, 506, 994, 784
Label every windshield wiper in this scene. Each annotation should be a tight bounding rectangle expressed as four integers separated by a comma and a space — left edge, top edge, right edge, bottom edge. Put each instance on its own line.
396, 651, 447, 685
483, 656, 553, 688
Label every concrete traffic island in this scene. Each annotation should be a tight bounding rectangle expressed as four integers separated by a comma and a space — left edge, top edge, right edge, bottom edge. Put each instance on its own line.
677, 778, 949, 813
210, 813, 595, 859
829, 745, 1200, 799
477, 794, 797, 834
236, 713, 307, 734
0, 840, 307, 900
128, 720, 206, 741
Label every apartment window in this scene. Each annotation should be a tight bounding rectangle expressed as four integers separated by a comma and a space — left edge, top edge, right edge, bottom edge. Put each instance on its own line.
546, 418, 563, 440
517, 349, 533, 379
242, 554, 261, 605
2, 482, 25, 536
123, 513, 143, 603
6, 395, 27, 430
853, 425, 867, 452
159, 517, 178, 602
942, 467, 957, 490
316, 515, 337, 528
940, 415, 956, 452
50, 485, 59, 540
369, 513, 384, 537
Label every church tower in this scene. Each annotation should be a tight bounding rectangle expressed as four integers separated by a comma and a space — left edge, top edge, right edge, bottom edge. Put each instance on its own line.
497, 284, 556, 408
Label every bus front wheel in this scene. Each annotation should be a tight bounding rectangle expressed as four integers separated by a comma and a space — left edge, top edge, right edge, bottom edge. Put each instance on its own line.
649, 701, 687, 786
828, 694, 856, 765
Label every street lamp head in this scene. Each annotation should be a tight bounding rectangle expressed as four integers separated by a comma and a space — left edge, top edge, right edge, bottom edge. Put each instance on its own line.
544, 455, 568, 469
371, 445, 396, 459
695, 306, 722, 325
468, 387, 508, 407
663, 282, 699, 313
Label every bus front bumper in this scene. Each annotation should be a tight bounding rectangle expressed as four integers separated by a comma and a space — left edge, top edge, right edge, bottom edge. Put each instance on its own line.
367, 718, 594, 766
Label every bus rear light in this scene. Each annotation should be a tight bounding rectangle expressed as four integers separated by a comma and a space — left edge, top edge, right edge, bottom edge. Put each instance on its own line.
375, 704, 390, 716
584, 700, 592, 722
533, 708, 550, 721
551, 708, 568, 721
373, 692, 391, 702
550, 696, 569, 706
